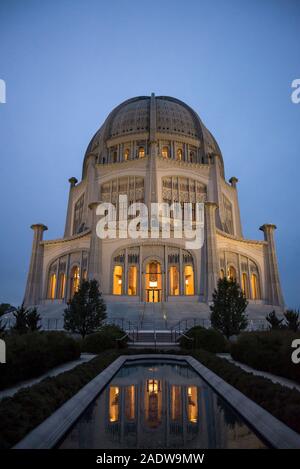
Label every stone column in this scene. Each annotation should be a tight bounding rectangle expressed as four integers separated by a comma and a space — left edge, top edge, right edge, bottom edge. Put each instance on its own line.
259, 224, 284, 307
87, 202, 102, 286
204, 202, 219, 302
229, 177, 243, 237
64, 177, 78, 238
24, 224, 48, 306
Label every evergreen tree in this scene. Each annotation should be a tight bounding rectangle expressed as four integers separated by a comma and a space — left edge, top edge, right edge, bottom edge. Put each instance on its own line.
0, 318, 6, 337
26, 308, 42, 331
210, 278, 248, 339
64, 279, 107, 339
283, 309, 300, 332
266, 310, 284, 330
13, 304, 29, 334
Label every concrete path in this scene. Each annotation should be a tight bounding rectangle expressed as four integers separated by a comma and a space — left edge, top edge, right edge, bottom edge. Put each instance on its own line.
0, 353, 96, 401
218, 353, 300, 392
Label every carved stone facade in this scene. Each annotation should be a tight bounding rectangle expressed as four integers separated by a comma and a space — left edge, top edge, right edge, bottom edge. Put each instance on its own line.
24, 94, 284, 311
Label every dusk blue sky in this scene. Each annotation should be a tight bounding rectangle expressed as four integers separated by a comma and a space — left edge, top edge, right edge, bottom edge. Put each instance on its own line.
0, 0, 299, 307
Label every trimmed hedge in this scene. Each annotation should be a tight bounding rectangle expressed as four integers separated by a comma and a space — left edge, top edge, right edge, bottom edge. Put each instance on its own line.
189, 349, 300, 436
80, 325, 128, 353
231, 331, 300, 384
179, 326, 229, 353
0, 350, 121, 449
0, 332, 81, 390
0, 348, 300, 448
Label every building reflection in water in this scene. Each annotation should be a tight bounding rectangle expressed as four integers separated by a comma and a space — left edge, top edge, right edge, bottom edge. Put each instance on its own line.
59, 361, 267, 449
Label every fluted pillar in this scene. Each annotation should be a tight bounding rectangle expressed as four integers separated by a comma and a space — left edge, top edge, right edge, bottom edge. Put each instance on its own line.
204, 202, 219, 302
24, 224, 48, 306
87, 202, 102, 285
64, 177, 78, 237
259, 224, 284, 307
229, 177, 243, 237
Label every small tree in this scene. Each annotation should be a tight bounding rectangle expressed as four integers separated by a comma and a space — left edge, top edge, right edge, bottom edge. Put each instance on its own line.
284, 309, 300, 332
64, 279, 107, 339
266, 310, 284, 330
26, 308, 42, 332
13, 304, 29, 334
210, 278, 248, 339
0, 318, 6, 337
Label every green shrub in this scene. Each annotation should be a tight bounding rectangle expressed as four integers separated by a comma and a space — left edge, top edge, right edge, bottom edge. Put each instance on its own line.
81, 325, 127, 353
189, 349, 300, 435
179, 326, 229, 352
231, 330, 300, 384
0, 332, 81, 390
0, 350, 121, 449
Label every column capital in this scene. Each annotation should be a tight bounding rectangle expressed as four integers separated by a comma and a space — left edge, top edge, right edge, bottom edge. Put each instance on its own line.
88, 201, 100, 210
259, 223, 277, 233
229, 176, 238, 188
205, 201, 218, 210
30, 223, 48, 232
68, 177, 78, 187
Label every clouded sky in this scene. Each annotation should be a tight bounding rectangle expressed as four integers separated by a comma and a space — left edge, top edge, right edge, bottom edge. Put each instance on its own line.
0, 0, 299, 307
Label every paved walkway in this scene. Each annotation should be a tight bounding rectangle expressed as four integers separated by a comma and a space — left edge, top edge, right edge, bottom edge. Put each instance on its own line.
217, 353, 300, 392
0, 353, 96, 401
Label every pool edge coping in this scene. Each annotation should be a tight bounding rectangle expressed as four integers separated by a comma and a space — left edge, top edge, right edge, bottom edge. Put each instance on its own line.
14, 354, 300, 450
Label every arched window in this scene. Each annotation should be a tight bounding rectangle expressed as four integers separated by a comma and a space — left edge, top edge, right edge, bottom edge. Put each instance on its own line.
70, 266, 80, 298
58, 272, 66, 299
251, 273, 260, 299
138, 146, 145, 158
227, 265, 236, 281
177, 148, 183, 161
128, 266, 137, 295
189, 151, 195, 162
113, 265, 123, 295
48, 273, 56, 299
124, 148, 130, 161
241, 273, 249, 298
113, 151, 118, 163
162, 146, 169, 159
184, 265, 194, 295
219, 269, 225, 279
169, 266, 179, 295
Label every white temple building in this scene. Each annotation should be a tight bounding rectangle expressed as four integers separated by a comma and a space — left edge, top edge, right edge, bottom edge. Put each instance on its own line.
23, 94, 284, 328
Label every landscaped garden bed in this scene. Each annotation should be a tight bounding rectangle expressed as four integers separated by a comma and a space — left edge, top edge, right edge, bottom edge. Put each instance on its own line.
0, 347, 300, 449
231, 331, 300, 384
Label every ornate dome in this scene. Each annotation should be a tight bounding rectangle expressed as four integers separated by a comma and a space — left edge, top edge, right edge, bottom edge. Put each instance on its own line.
84, 94, 222, 172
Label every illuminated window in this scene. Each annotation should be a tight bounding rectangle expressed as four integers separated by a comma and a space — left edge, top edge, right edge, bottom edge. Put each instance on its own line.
161, 146, 169, 159
227, 265, 236, 281
251, 273, 260, 299
109, 386, 119, 422
187, 386, 198, 423
128, 265, 137, 295
113, 265, 123, 295
124, 148, 130, 160
138, 146, 145, 158
177, 148, 183, 161
125, 385, 135, 421
70, 266, 80, 297
58, 272, 66, 299
184, 265, 194, 295
219, 269, 225, 279
241, 272, 249, 298
169, 266, 179, 295
48, 273, 56, 299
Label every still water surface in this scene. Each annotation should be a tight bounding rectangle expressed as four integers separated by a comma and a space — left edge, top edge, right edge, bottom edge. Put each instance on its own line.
59, 360, 267, 449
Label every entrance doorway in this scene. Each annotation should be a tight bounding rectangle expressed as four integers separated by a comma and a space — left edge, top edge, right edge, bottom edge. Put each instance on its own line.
145, 261, 162, 303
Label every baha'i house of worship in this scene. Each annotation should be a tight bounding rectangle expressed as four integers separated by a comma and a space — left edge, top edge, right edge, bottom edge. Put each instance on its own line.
23, 94, 284, 328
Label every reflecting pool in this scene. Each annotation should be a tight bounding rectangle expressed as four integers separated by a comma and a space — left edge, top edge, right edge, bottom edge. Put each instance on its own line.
59, 360, 267, 449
